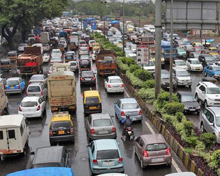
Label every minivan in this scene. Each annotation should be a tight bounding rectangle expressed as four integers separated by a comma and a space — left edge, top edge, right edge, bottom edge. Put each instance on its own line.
26, 82, 47, 100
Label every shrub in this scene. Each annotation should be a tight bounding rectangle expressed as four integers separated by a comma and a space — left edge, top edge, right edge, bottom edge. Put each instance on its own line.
163, 114, 176, 126
163, 102, 184, 115
134, 69, 152, 81
137, 88, 155, 104
176, 112, 185, 123
126, 58, 136, 67
183, 121, 194, 137
185, 136, 198, 147
126, 71, 143, 88
200, 133, 216, 150
142, 80, 155, 89
184, 148, 194, 154
212, 150, 220, 168
117, 58, 129, 73
129, 65, 141, 73
195, 141, 206, 152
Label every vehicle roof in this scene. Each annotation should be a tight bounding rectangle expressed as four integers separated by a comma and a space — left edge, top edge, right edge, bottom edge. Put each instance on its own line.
108, 76, 121, 79
161, 69, 169, 74
94, 139, 118, 150
91, 113, 111, 119
141, 134, 165, 144
199, 81, 218, 87
188, 58, 199, 61
0, 114, 24, 128
48, 71, 75, 79
28, 82, 42, 86
177, 91, 194, 96
22, 96, 39, 102
120, 98, 137, 103
173, 67, 187, 71
7, 77, 21, 80
31, 74, 44, 78
1, 58, 10, 61
84, 90, 100, 97
33, 146, 64, 165
51, 111, 71, 122
208, 107, 220, 115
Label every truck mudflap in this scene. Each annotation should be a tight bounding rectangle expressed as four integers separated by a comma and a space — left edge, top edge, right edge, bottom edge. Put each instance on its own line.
51, 105, 76, 112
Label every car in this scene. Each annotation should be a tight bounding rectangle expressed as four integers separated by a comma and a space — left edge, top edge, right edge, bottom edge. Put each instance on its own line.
85, 113, 117, 141
173, 67, 192, 88
134, 134, 172, 169
43, 53, 50, 63
17, 43, 28, 52
173, 60, 187, 70
79, 55, 91, 71
31, 146, 70, 168
32, 43, 43, 54
176, 47, 186, 58
0, 72, 6, 85
204, 65, 220, 80
157, 69, 177, 90
195, 81, 220, 107
4, 77, 25, 94
69, 61, 78, 72
177, 91, 200, 114
18, 96, 46, 118
26, 82, 47, 100
28, 74, 47, 85
104, 76, 124, 93
89, 40, 96, 48
59, 40, 67, 49
198, 54, 216, 67
125, 50, 136, 59
47, 65, 53, 76
42, 43, 51, 52
188, 52, 200, 59
87, 139, 124, 175
49, 111, 74, 144
114, 98, 142, 122
138, 60, 155, 73
50, 56, 63, 64
79, 40, 87, 46
186, 58, 203, 72
80, 70, 96, 85
51, 49, 62, 58
65, 52, 75, 62
200, 107, 220, 143
79, 45, 89, 55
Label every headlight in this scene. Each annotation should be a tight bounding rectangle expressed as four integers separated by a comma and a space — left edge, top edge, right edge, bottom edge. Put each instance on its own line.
196, 106, 201, 109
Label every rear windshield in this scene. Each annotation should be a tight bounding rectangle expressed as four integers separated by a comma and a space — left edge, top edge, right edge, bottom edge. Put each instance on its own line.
97, 150, 119, 159
28, 86, 40, 92
93, 119, 112, 127
1, 61, 10, 65
110, 79, 121, 83
122, 103, 139, 109
80, 55, 89, 60
51, 121, 72, 130
70, 62, 76, 66
31, 76, 43, 80
82, 71, 93, 77
86, 97, 99, 104
6, 80, 19, 86
21, 101, 38, 107
146, 143, 167, 151
80, 47, 87, 51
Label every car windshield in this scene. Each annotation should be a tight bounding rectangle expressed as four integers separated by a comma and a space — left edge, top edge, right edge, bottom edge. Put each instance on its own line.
161, 73, 170, 79
21, 101, 38, 107
181, 95, 196, 102
51, 121, 71, 130
176, 71, 190, 77
80, 47, 87, 51
205, 56, 215, 61
82, 71, 93, 77
31, 76, 43, 80
51, 57, 61, 61
216, 117, 220, 127
191, 60, 200, 64
175, 60, 186, 66
146, 143, 167, 151
80, 55, 89, 60
93, 119, 112, 127
178, 49, 185, 52
6, 80, 19, 86
212, 67, 220, 71
53, 50, 60, 53
193, 53, 200, 57
86, 97, 99, 104
110, 79, 121, 83
122, 103, 139, 109
207, 87, 220, 94
28, 86, 40, 92
97, 150, 119, 159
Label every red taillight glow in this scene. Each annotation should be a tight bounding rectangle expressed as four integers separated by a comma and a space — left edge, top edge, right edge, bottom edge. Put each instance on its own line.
121, 111, 125, 116
36, 105, 40, 111
70, 128, 74, 134
90, 128, 95, 134
18, 85, 21, 89
108, 84, 111, 88
92, 76, 96, 81
93, 159, 98, 164
49, 130, 53, 136
80, 77, 84, 81
18, 106, 22, 111
121, 84, 124, 87
119, 157, 123, 163
112, 127, 116, 132
139, 110, 142, 115
40, 91, 43, 95
143, 150, 149, 157
166, 148, 170, 155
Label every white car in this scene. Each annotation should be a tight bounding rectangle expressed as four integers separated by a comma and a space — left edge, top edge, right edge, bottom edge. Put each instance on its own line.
18, 96, 46, 118
88, 40, 96, 48
139, 60, 155, 73
29, 74, 47, 85
173, 60, 187, 70
104, 76, 124, 93
186, 58, 203, 71
51, 49, 62, 58
43, 53, 50, 63
125, 51, 136, 59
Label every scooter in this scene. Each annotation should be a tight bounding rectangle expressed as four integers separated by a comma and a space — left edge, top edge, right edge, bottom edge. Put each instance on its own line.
125, 126, 134, 141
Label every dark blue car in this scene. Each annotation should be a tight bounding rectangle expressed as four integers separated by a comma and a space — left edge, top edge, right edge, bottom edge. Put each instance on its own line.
204, 65, 220, 80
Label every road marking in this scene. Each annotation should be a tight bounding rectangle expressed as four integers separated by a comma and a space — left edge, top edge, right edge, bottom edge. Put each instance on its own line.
172, 158, 182, 172
124, 88, 130, 98
144, 121, 155, 134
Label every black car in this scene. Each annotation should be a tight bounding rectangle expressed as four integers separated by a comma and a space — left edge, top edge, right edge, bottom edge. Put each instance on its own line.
79, 55, 91, 71
80, 70, 96, 85
177, 91, 200, 114
198, 54, 216, 67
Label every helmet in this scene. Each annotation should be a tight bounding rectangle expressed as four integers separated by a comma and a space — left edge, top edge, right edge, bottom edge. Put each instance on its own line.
126, 114, 130, 119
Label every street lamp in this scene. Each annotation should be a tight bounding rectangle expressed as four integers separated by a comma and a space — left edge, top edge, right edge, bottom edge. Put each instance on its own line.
101, 0, 107, 35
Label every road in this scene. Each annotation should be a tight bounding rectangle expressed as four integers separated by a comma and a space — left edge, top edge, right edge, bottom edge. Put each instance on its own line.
0, 58, 191, 176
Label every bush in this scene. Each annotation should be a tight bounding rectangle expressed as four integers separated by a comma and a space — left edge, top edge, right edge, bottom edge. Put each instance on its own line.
117, 58, 129, 74
183, 121, 194, 137
176, 112, 185, 123
195, 141, 206, 152
212, 150, 220, 168
134, 69, 152, 81
129, 65, 141, 73
163, 102, 184, 115
185, 136, 198, 147
126, 71, 143, 88
200, 133, 216, 150
142, 80, 155, 89
137, 88, 155, 104
163, 114, 176, 126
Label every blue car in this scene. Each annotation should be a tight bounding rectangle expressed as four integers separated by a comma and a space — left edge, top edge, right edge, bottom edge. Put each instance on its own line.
87, 139, 124, 175
114, 98, 142, 123
204, 65, 220, 80
4, 77, 25, 94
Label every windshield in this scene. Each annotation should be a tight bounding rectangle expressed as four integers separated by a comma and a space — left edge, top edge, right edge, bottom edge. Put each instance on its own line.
82, 71, 93, 77
142, 61, 154, 66
53, 50, 61, 54
191, 60, 200, 64
175, 60, 186, 66
28, 86, 40, 92
207, 87, 220, 94
31, 76, 43, 80
6, 80, 19, 86
205, 56, 215, 62
51, 121, 71, 130
122, 103, 139, 109
97, 150, 119, 159
110, 79, 121, 83
86, 97, 99, 104
146, 143, 167, 151
21, 101, 38, 107
70, 62, 76, 66
212, 67, 220, 71
181, 95, 196, 102
193, 52, 199, 57
93, 119, 112, 127
161, 73, 170, 79
176, 71, 190, 77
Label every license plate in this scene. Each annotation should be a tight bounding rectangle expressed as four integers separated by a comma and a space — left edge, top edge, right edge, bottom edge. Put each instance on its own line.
113, 85, 120, 87
151, 158, 164, 163
103, 162, 114, 166
89, 106, 97, 110
189, 109, 195, 111
85, 78, 91, 81
133, 117, 136, 120
58, 130, 65, 134
99, 131, 108, 134
10, 86, 14, 89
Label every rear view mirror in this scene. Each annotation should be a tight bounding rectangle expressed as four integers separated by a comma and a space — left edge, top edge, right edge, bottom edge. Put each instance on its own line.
30, 151, 35, 155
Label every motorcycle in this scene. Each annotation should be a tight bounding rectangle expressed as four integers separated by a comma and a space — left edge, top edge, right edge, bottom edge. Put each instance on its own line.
125, 126, 134, 141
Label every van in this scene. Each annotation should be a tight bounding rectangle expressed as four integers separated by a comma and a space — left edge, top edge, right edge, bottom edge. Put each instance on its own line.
83, 90, 102, 115
0, 114, 29, 160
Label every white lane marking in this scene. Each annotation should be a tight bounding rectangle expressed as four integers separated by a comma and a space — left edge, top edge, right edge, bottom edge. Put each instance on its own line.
144, 121, 155, 134
172, 159, 182, 172
124, 89, 130, 98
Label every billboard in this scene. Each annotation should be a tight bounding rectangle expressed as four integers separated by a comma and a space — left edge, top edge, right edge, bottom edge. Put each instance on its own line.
136, 45, 149, 63
91, 21, 97, 30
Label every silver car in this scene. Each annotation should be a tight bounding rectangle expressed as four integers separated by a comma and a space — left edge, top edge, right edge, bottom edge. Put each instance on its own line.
26, 82, 47, 100
85, 113, 117, 141
69, 61, 78, 72
28, 74, 47, 85
200, 107, 220, 143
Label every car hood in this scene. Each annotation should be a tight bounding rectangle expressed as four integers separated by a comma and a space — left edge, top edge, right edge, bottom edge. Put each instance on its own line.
176, 65, 187, 69
183, 101, 200, 107
208, 94, 220, 99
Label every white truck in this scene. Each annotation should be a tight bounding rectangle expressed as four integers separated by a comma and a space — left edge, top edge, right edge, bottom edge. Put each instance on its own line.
0, 78, 8, 116
69, 35, 79, 51
0, 114, 29, 160
41, 32, 50, 44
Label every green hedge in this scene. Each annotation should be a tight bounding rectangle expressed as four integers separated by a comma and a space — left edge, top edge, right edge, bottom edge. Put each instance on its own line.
137, 88, 155, 104
126, 70, 143, 88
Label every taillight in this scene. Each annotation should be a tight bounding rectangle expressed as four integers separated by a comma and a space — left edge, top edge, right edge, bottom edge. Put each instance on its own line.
79, 60, 82, 62
36, 105, 40, 111
108, 84, 111, 88
40, 91, 43, 95
90, 128, 95, 134
93, 159, 98, 164
139, 110, 142, 115
118, 157, 123, 163
18, 85, 21, 89
121, 84, 124, 87
92, 76, 96, 81
121, 111, 125, 116
18, 106, 22, 111
166, 148, 170, 155
80, 77, 84, 81
112, 127, 116, 132
143, 150, 149, 157
49, 130, 53, 136
70, 128, 74, 134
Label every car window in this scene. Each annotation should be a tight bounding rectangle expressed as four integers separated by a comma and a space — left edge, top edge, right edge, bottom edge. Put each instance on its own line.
122, 103, 139, 109
181, 94, 196, 102
0, 131, 3, 139
21, 101, 38, 107
93, 119, 112, 127
7, 80, 19, 86
86, 97, 99, 104
207, 87, 220, 94
51, 121, 72, 130
28, 86, 40, 92
117, 100, 121, 107
110, 79, 121, 83
31, 76, 43, 80
8, 130, 15, 139
146, 143, 167, 151
199, 85, 205, 92
82, 71, 93, 77
88, 116, 92, 124
97, 149, 119, 159
208, 112, 214, 123
91, 142, 95, 154
205, 110, 213, 122
139, 139, 144, 147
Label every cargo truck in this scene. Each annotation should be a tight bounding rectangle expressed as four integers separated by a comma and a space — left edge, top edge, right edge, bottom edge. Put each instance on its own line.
47, 71, 76, 113
17, 47, 43, 75
0, 78, 8, 115
96, 50, 117, 76
40, 32, 50, 44
69, 34, 79, 51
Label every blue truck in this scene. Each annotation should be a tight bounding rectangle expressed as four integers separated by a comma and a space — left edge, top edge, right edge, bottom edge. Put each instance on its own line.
161, 41, 177, 64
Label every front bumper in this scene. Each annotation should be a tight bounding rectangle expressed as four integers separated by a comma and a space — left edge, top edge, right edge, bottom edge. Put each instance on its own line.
207, 99, 220, 106
177, 80, 192, 86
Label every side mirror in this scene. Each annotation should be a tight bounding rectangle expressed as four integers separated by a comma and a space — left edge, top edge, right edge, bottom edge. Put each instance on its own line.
30, 151, 35, 155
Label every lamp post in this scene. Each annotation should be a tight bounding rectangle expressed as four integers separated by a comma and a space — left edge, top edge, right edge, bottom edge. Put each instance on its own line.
101, 0, 107, 35
122, 0, 125, 56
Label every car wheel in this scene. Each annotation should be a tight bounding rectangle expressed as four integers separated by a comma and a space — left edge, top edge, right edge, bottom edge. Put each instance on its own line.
189, 85, 191, 89
200, 123, 204, 132
204, 100, 209, 108
195, 94, 199, 102
140, 160, 145, 169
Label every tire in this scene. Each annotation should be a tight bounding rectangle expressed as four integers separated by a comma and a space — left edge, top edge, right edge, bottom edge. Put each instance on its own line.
189, 85, 191, 89
195, 94, 199, 102
200, 123, 204, 132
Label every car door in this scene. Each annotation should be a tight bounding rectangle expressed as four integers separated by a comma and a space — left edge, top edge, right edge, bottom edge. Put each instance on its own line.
85, 115, 92, 134
104, 78, 108, 89
186, 60, 190, 69
203, 110, 214, 132
88, 142, 95, 166
198, 85, 205, 101
42, 84, 48, 99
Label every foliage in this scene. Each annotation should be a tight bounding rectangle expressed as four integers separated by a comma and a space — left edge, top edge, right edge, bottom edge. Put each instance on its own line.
163, 114, 176, 126
116, 58, 129, 74
129, 65, 141, 73
176, 112, 185, 123
142, 80, 155, 89
137, 88, 155, 104
185, 136, 198, 147
163, 102, 184, 115
126, 71, 143, 88
210, 150, 220, 169
200, 133, 217, 150
134, 69, 152, 81
195, 141, 206, 152
183, 121, 194, 137
184, 148, 194, 154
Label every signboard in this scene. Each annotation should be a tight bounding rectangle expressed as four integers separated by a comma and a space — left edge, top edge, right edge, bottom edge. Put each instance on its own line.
163, 0, 220, 30
83, 21, 88, 30
91, 21, 97, 30
136, 45, 149, 63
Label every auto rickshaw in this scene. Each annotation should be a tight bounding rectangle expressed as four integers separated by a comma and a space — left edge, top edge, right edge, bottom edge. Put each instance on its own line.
0, 58, 11, 72
7, 50, 17, 62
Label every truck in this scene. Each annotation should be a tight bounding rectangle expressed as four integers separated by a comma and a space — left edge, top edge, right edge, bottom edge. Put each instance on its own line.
17, 47, 43, 75
69, 34, 79, 51
140, 33, 154, 45
41, 32, 50, 44
149, 45, 165, 69
0, 78, 8, 116
52, 63, 70, 72
162, 45, 177, 64
96, 50, 117, 76
47, 71, 76, 113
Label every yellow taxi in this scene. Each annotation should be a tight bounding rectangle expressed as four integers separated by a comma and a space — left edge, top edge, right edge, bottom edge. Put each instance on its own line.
83, 90, 102, 115
49, 111, 74, 145
192, 42, 202, 47
92, 43, 100, 52
209, 47, 218, 55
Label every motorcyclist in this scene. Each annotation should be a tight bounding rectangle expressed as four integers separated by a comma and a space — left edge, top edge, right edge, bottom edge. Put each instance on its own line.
121, 115, 133, 139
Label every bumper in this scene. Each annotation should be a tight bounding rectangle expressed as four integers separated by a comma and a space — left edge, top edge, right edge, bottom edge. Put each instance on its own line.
89, 133, 117, 141
5, 89, 22, 94
84, 108, 102, 114
121, 115, 142, 122
161, 84, 177, 90
207, 100, 220, 106
177, 81, 192, 86
92, 166, 124, 174
191, 67, 203, 71
143, 156, 172, 166
184, 108, 200, 113
80, 80, 96, 85
107, 87, 124, 93
50, 134, 74, 143
19, 111, 42, 118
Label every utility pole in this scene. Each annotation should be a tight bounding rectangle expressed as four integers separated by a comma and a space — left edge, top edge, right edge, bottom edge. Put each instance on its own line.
169, 0, 174, 102
122, 0, 125, 56
155, 0, 162, 99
